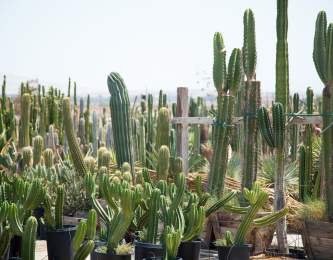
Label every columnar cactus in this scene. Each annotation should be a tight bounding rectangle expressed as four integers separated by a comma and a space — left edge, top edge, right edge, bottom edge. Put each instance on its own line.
313, 11, 333, 221
257, 102, 288, 252
241, 8, 261, 192
63, 97, 88, 176
157, 145, 170, 180
290, 93, 299, 161
208, 31, 241, 195
92, 111, 98, 157
147, 94, 154, 162
43, 148, 54, 169
164, 225, 182, 260
33, 135, 44, 166
299, 145, 306, 202
19, 93, 31, 148
107, 72, 134, 174
156, 107, 170, 150
55, 186, 64, 229
22, 146, 33, 169
138, 115, 146, 166
21, 216, 38, 260
145, 188, 161, 244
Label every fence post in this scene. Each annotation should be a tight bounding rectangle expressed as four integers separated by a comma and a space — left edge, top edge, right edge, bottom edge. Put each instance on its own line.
176, 87, 189, 175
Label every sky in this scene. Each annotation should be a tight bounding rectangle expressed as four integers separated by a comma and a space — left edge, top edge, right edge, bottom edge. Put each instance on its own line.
0, 0, 332, 97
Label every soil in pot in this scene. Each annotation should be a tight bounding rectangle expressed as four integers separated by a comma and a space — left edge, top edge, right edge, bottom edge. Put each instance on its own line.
135, 242, 165, 260
46, 225, 77, 260
217, 244, 252, 260
177, 240, 201, 260
265, 247, 306, 259
92, 249, 131, 260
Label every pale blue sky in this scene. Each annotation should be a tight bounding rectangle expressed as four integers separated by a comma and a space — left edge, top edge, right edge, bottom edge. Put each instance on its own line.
0, 0, 332, 96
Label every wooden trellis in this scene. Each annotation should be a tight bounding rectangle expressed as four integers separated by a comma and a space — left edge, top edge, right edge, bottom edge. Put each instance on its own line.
172, 87, 324, 175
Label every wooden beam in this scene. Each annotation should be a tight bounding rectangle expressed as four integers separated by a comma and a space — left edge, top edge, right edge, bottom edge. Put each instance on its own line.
176, 87, 189, 175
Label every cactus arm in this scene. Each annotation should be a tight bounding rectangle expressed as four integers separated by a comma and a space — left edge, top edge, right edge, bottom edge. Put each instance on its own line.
0, 226, 11, 258
257, 107, 275, 147
86, 209, 97, 240
8, 203, 23, 236
226, 48, 242, 94
213, 32, 226, 93
253, 208, 288, 227
91, 195, 110, 224
146, 188, 161, 244
72, 220, 87, 252
243, 9, 256, 81
74, 240, 94, 260
21, 216, 38, 260
205, 190, 237, 217
55, 186, 64, 229
223, 205, 250, 214
63, 97, 88, 176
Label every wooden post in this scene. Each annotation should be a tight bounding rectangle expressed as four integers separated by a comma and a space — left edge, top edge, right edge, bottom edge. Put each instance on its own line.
176, 87, 189, 175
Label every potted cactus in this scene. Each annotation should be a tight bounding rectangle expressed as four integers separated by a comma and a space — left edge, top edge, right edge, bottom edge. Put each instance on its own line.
72, 209, 97, 260
215, 183, 288, 260
44, 185, 77, 260
88, 174, 141, 260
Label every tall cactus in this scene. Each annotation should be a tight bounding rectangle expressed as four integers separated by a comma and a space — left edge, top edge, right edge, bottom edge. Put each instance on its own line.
156, 107, 170, 150
290, 93, 299, 161
146, 188, 161, 244
55, 186, 64, 229
208, 31, 241, 195
299, 145, 306, 202
63, 97, 88, 176
241, 8, 261, 192
313, 11, 333, 221
19, 93, 31, 148
107, 72, 134, 174
33, 135, 44, 166
43, 148, 54, 169
257, 103, 288, 252
22, 146, 33, 169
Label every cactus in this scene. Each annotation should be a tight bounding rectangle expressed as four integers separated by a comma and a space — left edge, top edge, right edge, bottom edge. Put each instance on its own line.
157, 145, 170, 180
19, 93, 31, 148
299, 145, 306, 202
208, 34, 241, 195
257, 102, 288, 252
156, 107, 170, 150
138, 115, 146, 166
312, 11, 333, 221
145, 188, 161, 244
84, 95, 91, 143
164, 225, 182, 260
147, 94, 154, 157
92, 111, 98, 156
43, 148, 54, 169
233, 184, 288, 246
72, 209, 97, 260
158, 90, 163, 110
21, 216, 38, 260
55, 186, 64, 229
107, 72, 134, 174
22, 146, 33, 169
33, 135, 44, 166
241, 8, 261, 192
63, 97, 88, 176
290, 93, 299, 161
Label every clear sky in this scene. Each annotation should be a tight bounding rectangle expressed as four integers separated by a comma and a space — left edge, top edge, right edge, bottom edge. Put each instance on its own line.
0, 0, 332, 96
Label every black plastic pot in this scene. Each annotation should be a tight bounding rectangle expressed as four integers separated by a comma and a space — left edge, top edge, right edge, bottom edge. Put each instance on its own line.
46, 225, 77, 260
217, 244, 252, 260
177, 240, 201, 260
92, 250, 131, 260
9, 236, 22, 258
135, 242, 165, 260
142, 258, 182, 260
33, 207, 47, 239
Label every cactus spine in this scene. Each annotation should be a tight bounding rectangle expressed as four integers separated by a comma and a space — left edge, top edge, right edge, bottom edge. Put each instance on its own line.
313, 11, 333, 221
21, 216, 38, 260
156, 107, 170, 150
241, 9, 261, 192
63, 97, 88, 176
208, 31, 241, 195
107, 72, 134, 174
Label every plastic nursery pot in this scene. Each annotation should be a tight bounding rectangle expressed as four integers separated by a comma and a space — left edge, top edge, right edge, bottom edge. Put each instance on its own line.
92, 249, 131, 260
46, 225, 77, 260
142, 258, 182, 260
33, 207, 47, 239
135, 241, 165, 260
9, 235, 22, 258
217, 244, 252, 260
177, 239, 201, 260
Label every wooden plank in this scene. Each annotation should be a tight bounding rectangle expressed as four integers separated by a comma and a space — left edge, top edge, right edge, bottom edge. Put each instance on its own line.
176, 87, 189, 175
171, 115, 323, 125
